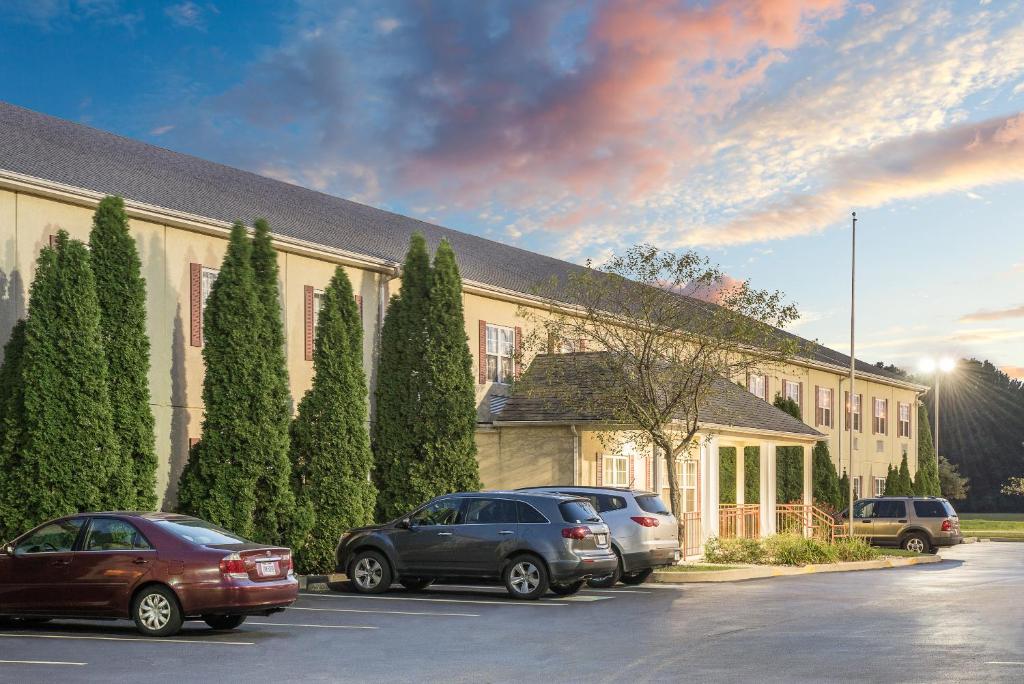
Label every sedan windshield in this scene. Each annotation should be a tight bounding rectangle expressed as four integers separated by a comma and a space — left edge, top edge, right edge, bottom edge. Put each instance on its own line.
154, 518, 251, 545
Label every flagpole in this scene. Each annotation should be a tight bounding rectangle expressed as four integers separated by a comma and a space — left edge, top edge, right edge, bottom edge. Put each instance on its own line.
848, 211, 857, 537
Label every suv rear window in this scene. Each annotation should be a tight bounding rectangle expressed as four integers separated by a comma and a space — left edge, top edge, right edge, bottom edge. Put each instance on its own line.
636, 495, 670, 515
914, 500, 952, 517
563, 493, 627, 513
559, 500, 601, 524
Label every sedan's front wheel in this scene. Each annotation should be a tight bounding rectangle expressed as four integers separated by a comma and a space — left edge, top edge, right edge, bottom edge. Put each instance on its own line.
132, 586, 183, 637
349, 550, 392, 594
504, 555, 550, 600
203, 614, 246, 630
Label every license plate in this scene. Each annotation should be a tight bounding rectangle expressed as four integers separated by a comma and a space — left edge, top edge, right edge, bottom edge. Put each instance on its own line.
596, 534, 607, 545
257, 561, 279, 577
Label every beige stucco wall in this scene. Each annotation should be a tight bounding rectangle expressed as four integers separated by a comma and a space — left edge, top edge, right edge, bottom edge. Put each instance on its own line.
0, 186, 923, 510
475, 425, 575, 489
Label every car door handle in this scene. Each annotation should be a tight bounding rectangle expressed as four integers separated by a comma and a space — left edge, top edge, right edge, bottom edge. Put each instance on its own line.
498, 530, 515, 535
861, 520, 872, 523
436, 532, 453, 536
897, 520, 907, 523
133, 557, 150, 565
49, 558, 71, 566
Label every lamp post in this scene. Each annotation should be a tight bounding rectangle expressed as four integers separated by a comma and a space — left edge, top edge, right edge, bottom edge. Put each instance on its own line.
919, 356, 955, 475
848, 212, 856, 537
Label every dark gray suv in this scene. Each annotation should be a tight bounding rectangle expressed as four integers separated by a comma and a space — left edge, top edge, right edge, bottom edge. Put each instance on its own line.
335, 492, 617, 599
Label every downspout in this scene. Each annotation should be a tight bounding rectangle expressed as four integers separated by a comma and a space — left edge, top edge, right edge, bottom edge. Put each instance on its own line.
570, 425, 580, 485
369, 265, 400, 425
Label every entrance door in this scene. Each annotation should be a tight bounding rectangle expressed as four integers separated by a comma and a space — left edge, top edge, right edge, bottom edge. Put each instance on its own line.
0, 518, 85, 613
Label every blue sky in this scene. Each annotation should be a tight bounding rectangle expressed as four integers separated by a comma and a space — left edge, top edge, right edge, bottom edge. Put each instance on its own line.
2, 1, 1023, 377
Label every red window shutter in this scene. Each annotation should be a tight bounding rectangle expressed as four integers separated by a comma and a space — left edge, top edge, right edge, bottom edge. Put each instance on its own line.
798, 381, 803, 411
830, 388, 835, 428
514, 326, 523, 379
647, 455, 654, 489
763, 376, 769, 401
189, 263, 202, 347
304, 286, 315, 361
844, 391, 850, 431
629, 455, 636, 487
355, 294, 363, 319
871, 397, 877, 434
578, 338, 587, 352
49, 234, 58, 247
478, 320, 487, 384
188, 437, 200, 451
814, 385, 821, 426
884, 399, 889, 435
596, 454, 603, 486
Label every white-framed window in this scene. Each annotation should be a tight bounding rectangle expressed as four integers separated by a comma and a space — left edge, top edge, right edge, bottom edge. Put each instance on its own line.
852, 476, 863, 499
846, 392, 862, 432
873, 397, 888, 435
874, 477, 885, 497
782, 380, 802, 410
853, 436, 859, 451
675, 459, 698, 513
486, 324, 516, 384
876, 439, 885, 454
816, 387, 833, 427
748, 374, 767, 401
898, 402, 911, 438
312, 289, 326, 335
602, 454, 629, 487
200, 266, 219, 327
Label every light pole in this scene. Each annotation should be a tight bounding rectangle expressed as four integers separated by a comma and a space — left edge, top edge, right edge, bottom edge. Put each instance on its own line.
919, 356, 955, 477
848, 212, 856, 537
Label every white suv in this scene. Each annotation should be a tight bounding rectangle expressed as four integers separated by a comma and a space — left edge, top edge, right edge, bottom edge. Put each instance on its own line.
519, 486, 680, 586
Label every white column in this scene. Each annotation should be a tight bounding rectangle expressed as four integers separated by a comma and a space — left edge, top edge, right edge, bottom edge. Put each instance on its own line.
761, 441, 777, 536
701, 437, 720, 540
802, 444, 813, 508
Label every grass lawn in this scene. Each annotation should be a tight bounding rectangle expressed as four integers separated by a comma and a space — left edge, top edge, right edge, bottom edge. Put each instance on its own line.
881, 549, 924, 557
958, 513, 1024, 539
661, 564, 741, 572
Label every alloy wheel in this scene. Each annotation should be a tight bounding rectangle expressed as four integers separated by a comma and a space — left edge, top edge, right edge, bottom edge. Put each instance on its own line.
509, 561, 540, 595
139, 593, 171, 631
905, 537, 926, 553
354, 557, 384, 589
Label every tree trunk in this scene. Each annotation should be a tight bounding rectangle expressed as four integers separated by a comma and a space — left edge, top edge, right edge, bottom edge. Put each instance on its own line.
659, 438, 685, 549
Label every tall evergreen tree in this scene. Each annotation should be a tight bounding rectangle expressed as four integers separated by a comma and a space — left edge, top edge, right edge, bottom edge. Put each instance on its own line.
773, 395, 804, 503
248, 219, 304, 544
290, 267, 375, 573
419, 239, 481, 494
811, 440, 842, 510
883, 464, 899, 496
177, 223, 264, 537
914, 404, 941, 496
9, 232, 120, 531
897, 452, 914, 495
0, 320, 27, 540
89, 196, 157, 509
373, 233, 434, 521
838, 471, 850, 509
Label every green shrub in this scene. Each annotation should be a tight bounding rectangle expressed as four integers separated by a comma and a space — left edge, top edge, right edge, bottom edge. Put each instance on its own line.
764, 534, 831, 565
705, 534, 881, 566
828, 536, 879, 562
703, 536, 766, 564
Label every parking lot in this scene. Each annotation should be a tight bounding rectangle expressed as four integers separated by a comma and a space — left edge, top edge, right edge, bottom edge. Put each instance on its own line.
2, 542, 1023, 682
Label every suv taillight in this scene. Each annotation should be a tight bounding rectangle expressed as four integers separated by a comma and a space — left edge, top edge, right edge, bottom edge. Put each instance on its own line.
561, 526, 592, 540
941, 519, 952, 532
219, 553, 248, 578
630, 516, 660, 528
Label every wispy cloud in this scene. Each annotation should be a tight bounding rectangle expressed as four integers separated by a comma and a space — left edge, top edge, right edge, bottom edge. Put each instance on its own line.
0, 0, 143, 31
165, 2, 215, 29
960, 304, 1024, 322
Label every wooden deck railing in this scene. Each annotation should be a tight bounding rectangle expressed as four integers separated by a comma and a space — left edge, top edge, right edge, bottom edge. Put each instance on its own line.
681, 511, 702, 559
775, 504, 842, 541
718, 504, 760, 539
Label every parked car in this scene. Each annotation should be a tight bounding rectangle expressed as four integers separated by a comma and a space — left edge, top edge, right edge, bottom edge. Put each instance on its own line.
336, 492, 617, 599
520, 486, 680, 587
0, 512, 297, 637
840, 496, 963, 553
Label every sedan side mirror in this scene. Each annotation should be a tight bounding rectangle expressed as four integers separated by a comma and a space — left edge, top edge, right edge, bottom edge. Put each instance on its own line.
396, 518, 411, 530
1, 544, 13, 556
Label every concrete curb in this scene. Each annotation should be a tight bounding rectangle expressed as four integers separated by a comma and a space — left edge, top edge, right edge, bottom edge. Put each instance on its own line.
652, 555, 945, 583
297, 573, 347, 592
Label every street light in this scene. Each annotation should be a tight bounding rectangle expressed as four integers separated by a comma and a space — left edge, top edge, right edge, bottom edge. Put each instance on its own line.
919, 356, 956, 470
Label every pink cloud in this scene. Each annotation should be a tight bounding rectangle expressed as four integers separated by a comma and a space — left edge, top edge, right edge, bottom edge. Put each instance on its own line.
960, 304, 1024, 323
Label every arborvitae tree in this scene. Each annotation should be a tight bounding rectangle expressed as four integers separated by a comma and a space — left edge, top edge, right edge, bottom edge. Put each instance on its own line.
744, 447, 760, 504
0, 320, 27, 540
11, 232, 120, 531
897, 452, 914, 495
914, 404, 941, 496
811, 440, 842, 511
177, 223, 264, 537
290, 267, 375, 573
248, 219, 306, 544
838, 471, 850, 508
883, 464, 899, 496
773, 395, 804, 503
89, 196, 157, 509
373, 233, 434, 521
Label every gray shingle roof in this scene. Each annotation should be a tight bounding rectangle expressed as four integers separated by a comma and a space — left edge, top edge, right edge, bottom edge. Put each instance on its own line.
497, 352, 823, 438
0, 101, 913, 388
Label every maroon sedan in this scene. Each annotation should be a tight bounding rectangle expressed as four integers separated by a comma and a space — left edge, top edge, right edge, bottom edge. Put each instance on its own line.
0, 512, 297, 636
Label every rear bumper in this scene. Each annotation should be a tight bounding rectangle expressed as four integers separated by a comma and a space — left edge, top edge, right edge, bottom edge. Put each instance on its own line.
623, 547, 679, 572
180, 577, 299, 617
932, 534, 963, 547
548, 553, 618, 582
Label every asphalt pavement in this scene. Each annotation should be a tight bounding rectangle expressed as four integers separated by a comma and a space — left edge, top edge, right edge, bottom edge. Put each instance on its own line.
1, 542, 1021, 683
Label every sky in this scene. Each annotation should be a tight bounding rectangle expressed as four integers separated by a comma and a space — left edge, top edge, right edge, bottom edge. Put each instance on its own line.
1, 0, 1022, 378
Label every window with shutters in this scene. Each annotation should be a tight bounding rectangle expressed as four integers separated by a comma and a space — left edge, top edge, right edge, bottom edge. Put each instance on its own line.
312, 289, 325, 344
602, 454, 629, 487
874, 477, 885, 497
200, 267, 219, 333
815, 387, 833, 427
846, 393, 862, 432
747, 373, 767, 401
675, 459, 698, 513
852, 476, 863, 499
873, 398, 887, 434
897, 402, 911, 438
782, 380, 802, 409
485, 324, 515, 384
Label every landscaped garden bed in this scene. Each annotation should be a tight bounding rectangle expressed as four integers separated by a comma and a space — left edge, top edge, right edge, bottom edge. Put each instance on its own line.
703, 533, 881, 566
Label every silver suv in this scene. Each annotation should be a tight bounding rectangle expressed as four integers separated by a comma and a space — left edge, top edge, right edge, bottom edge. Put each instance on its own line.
520, 486, 679, 586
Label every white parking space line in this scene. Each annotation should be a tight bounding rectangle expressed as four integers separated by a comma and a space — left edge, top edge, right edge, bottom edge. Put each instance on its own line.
986, 662, 1024, 665
290, 606, 480, 617
560, 595, 612, 602
582, 589, 651, 594
0, 660, 87, 666
300, 593, 568, 607
0, 633, 253, 646
248, 622, 377, 630
429, 583, 648, 596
